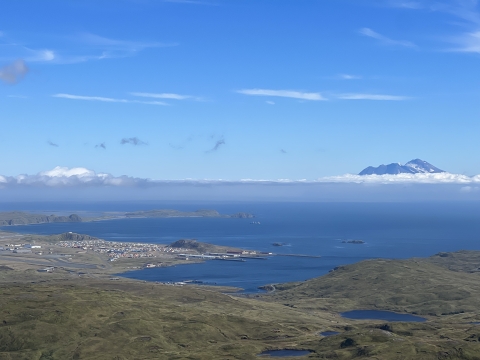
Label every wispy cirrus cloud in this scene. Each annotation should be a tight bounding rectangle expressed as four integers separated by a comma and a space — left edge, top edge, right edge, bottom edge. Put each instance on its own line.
130, 92, 203, 101
76, 33, 174, 58
383, 0, 480, 54
52, 93, 168, 105
430, 0, 480, 25
448, 30, 480, 53
237, 89, 327, 101
95, 142, 106, 150
56, 33, 176, 63
47, 141, 58, 147
337, 93, 410, 101
238, 88, 410, 102
359, 27, 417, 48
432, 1, 480, 53
1, 32, 175, 65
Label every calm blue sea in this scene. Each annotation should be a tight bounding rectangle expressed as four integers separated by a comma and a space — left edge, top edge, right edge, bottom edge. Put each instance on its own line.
3, 202, 480, 292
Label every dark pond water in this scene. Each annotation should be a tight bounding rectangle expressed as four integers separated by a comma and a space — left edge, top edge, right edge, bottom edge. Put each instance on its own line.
320, 331, 340, 337
341, 310, 426, 322
258, 350, 312, 357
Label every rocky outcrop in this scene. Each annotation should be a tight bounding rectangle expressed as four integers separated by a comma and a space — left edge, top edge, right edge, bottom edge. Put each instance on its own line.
58, 232, 98, 241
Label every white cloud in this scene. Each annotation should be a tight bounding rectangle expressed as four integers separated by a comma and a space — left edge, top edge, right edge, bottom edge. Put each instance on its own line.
0, 166, 148, 188
25, 49, 55, 62
52, 93, 168, 106
54, 94, 128, 103
130, 92, 202, 101
318, 172, 480, 184
339, 74, 362, 80
2, 167, 480, 188
40, 166, 96, 178
237, 89, 327, 101
266, 100, 275, 105
359, 27, 417, 48
337, 93, 410, 101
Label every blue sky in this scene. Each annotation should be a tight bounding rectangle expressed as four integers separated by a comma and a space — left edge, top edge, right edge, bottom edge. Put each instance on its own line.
1, 0, 480, 182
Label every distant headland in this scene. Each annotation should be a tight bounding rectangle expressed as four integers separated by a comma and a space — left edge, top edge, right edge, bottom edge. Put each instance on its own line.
0, 209, 254, 226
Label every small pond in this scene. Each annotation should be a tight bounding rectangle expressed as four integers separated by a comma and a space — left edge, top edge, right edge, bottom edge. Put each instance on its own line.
469, 322, 480, 325
258, 349, 312, 357
320, 331, 340, 337
341, 310, 426, 322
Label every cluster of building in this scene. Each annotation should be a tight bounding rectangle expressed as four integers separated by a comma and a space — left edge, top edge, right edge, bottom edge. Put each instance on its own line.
0, 243, 41, 254
57, 239, 187, 262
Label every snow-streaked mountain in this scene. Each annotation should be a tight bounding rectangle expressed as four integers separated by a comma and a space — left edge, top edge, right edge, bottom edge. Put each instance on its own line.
359, 159, 445, 176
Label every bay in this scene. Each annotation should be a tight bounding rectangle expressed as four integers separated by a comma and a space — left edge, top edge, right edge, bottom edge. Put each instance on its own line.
4, 202, 480, 292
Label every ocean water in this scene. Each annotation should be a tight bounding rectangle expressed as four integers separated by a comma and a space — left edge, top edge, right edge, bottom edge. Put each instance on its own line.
3, 202, 480, 292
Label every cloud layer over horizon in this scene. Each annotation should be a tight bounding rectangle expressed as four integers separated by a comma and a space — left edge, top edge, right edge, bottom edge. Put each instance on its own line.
1, 166, 480, 188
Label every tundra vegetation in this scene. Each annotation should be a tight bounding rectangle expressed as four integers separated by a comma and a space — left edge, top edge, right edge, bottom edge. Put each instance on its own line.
1, 230, 480, 359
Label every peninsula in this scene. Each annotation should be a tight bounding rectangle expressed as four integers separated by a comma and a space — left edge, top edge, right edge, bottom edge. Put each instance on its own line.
0, 209, 254, 227
0, 211, 82, 226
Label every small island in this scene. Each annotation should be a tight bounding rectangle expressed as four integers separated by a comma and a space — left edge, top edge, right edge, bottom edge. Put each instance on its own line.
341, 240, 365, 244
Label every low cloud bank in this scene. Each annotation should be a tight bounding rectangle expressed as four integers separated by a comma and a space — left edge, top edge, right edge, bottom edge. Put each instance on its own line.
1, 167, 480, 188
319, 173, 480, 184
1, 167, 480, 202
0, 167, 148, 188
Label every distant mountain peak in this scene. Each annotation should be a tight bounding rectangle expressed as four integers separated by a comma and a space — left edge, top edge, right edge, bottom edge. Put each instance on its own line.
359, 159, 445, 176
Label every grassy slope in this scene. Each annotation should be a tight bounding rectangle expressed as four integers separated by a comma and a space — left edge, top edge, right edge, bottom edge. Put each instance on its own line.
0, 279, 337, 360
264, 251, 480, 316
2, 252, 480, 359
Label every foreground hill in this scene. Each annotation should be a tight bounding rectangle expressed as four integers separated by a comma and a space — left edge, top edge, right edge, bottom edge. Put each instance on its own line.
264, 251, 480, 316
0, 279, 335, 360
2, 251, 480, 358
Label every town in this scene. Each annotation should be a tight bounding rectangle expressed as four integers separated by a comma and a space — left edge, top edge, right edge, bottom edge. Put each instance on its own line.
56, 237, 271, 265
